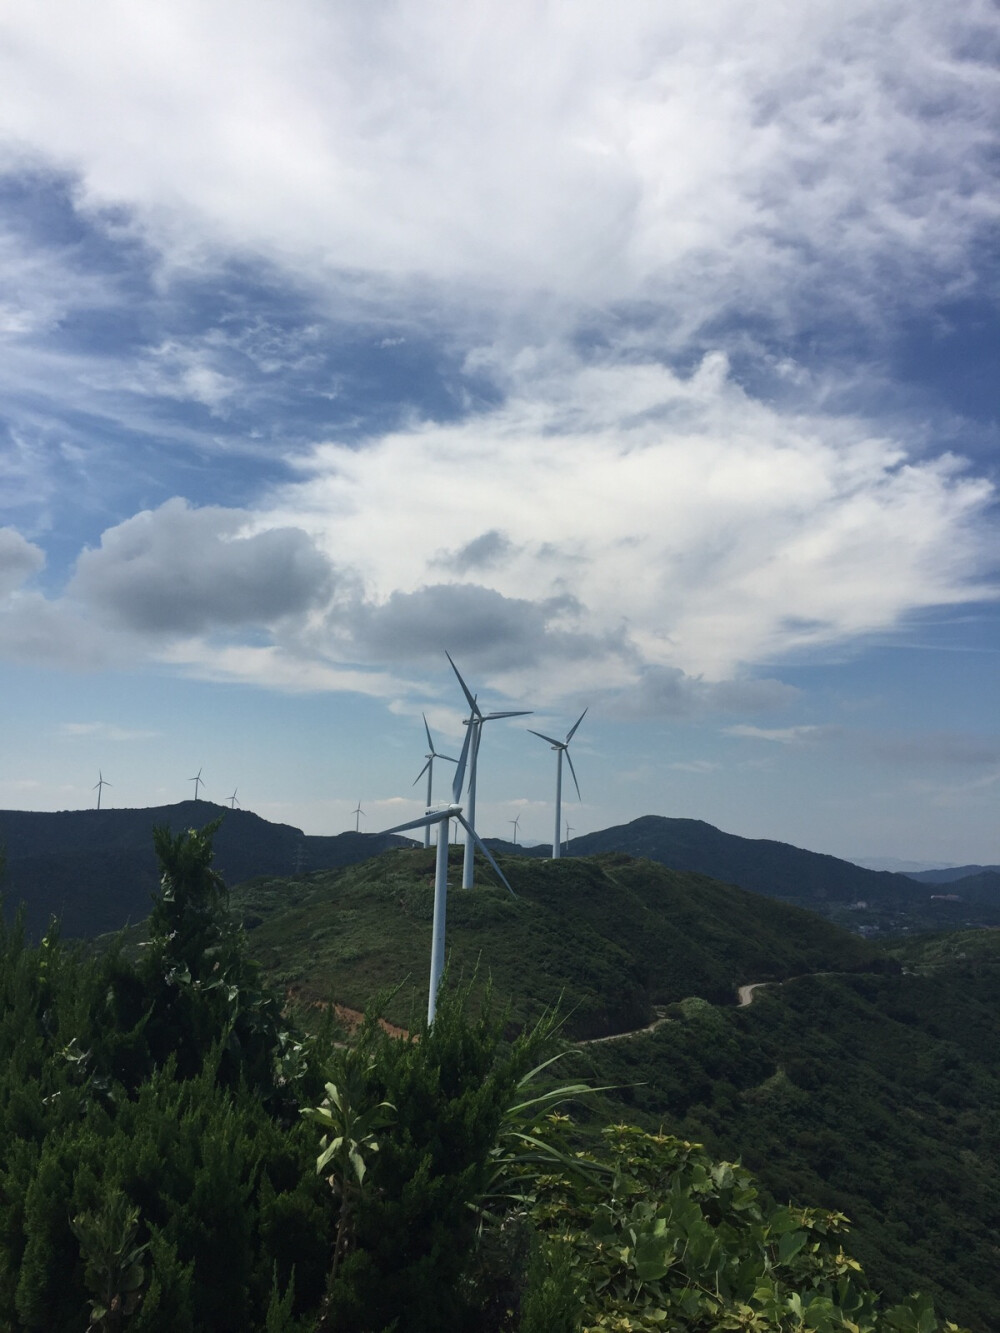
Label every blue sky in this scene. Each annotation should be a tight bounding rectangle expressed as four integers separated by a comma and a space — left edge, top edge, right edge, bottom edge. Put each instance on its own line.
0, 1, 997, 865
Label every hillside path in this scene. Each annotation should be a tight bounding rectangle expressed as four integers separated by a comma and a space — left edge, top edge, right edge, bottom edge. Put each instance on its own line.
575, 1006, 673, 1045
737, 982, 775, 1006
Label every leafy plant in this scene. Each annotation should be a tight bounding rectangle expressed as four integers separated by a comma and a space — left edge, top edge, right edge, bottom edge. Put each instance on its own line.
70, 1192, 148, 1331
302, 1045, 395, 1330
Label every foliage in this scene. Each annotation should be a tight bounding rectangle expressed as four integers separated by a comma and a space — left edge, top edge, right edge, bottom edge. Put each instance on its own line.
574, 968, 1000, 1331
0, 825, 983, 1331
238, 848, 879, 1037
520, 1120, 964, 1333
302, 1046, 395, 1328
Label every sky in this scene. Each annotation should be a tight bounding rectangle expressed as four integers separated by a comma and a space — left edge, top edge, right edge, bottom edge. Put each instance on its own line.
0, 0, 997, 867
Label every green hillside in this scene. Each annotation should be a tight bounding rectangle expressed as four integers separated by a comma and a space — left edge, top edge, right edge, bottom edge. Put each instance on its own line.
230, 847, 999, 1331
234, 846, 880, 1038
570, 963, 1000, 1331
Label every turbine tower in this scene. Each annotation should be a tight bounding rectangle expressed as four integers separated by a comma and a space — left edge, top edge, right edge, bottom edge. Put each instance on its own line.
353, 800, 365, 832
93, 771, 111, 810
446, 652, 531, 890
528, 708, 587, 859
382, 725, 514, 1024
189, 768, 204, 801
412, 714, 458, 848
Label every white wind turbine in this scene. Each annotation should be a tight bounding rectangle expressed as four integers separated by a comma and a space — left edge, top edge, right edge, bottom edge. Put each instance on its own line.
352, 800, 365, 833
93, 771, 111, 810
227, 789, 240, 810
382, 724, 515, 1024
189, 768, 204, 801
412, 714, 458, 849
528, 709, 587, 859
446, 653, 531, 889
509, 813, 521, 846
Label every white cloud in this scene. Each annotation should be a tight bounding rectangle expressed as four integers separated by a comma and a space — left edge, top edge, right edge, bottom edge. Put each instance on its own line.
271, 355, 994, 682
0, 0, 995, 332
725, 724, 825, 744
0, 526, 44, 595
59, 721, 161, 741
69, 497, 335, 634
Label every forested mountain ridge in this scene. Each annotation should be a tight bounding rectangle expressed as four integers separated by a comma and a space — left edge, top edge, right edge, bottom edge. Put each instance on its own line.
0, 802, 407, 938
227, 847, 999, 1329
4, 803, 995, 942
505, 815, 1000, 930
233, 847, 883, 1039
0, 823, 967, 1332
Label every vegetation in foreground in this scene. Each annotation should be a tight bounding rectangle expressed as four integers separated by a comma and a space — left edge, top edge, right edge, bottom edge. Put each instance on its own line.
0, 824, 968, 1330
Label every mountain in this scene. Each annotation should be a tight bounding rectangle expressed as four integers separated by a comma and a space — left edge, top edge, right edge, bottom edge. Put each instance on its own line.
2, 803, 995, 942
516, 815, 920, 900
0, 802, 407, 938
906, 864, 1000, 884
916, 869, 1000, 904
235, 846, 884, 1039
235, 849, 998, 1330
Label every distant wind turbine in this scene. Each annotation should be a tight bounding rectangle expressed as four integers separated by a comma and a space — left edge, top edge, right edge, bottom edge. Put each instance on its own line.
382, 724, 515, 1024
446, 652, 531, 889
189, 768, 204, 801
564, 822, 574, 853
509, 813, 521, 846
93, 771, 111, 810
412, 714, 458, 848
528, 708, 587, 859
227, 789, 239, 810
353, 800, 365, 833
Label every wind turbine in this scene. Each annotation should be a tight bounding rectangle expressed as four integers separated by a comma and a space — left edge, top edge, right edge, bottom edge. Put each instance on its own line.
412, 714, 458, 848
93, 771, 111, 810
227, 789, 240, 810
353, 800, 365, 833
528, 708, 587, 859
564, 821, 574, 853
381, 724, 515, 1024
189, 768, 204, 801
446, 652, 531, 889
509, 813, 520, 846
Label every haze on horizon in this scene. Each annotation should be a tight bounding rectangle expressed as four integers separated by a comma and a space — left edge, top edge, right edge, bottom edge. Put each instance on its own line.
0, 1, 997, 864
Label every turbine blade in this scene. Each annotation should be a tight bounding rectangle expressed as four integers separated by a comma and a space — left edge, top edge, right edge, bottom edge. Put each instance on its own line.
446, 652, 481, 718
382, 812, 446, 837
452, 723, 474, 801
412, 760, 431, 786
566, 707, 588, 742
483, 709, 533, 720
423, 712, 435, 751
528, 728, 565, 748
565, 749, 582, 802
456, 814, 516, 897
436, 752, 459, 764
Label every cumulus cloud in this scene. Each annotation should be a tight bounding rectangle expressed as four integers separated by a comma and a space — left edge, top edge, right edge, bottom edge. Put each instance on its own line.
69, 498, 335, 634
0, 1, 995, 332
0, 526, 44, 596
349, 583, 609, 672
274, 355, 994, 682
611, 667, 800, 720
432, 530, 516, 574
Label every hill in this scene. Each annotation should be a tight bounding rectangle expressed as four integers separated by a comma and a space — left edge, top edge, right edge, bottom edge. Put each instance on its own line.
0, 802, 406, 938
507, 815, 1000, 932
235, 846, 882, 1039
570, 956, 1000, 1331
233, 845, 998, 1329
907, 864, 1000, 884
2, 803, 996, 942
